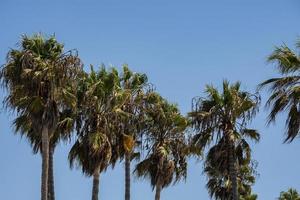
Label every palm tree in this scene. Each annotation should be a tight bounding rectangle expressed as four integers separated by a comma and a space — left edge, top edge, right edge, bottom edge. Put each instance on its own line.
116, 65, 149, 200
189, 81, 260, 200
0, 34, 82, 200
135, 93, 188, 200
69, 66, 122, 200
278, 188, 300, 200
259, 39, 300, 142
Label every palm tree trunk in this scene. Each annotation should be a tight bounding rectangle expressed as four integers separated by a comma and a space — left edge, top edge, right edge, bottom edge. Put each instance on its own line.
125, 152, 131, 200
228, 143, 238, 200
48, 145, 55, 200
41, 126, 49, 200
155, 181, 162, 200
92, 168, 100, 200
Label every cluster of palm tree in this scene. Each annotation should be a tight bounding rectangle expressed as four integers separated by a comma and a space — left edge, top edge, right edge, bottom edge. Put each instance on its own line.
0, 34, 299, 200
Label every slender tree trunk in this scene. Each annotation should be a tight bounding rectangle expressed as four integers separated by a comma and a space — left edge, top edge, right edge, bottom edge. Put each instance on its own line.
228, 143, 238, 200
41, 126, 49, 200
125, 152, 131, 200
92, 168, 100, 200
48, 145, 55, 200
155, 181, 162, 200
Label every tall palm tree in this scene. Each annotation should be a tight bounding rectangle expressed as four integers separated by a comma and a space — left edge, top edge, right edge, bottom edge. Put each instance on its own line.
0, 34, 82, 200
116, 65, 149, 200
278, 188, 300, 200
189, 81, 260, 200
69, 66, 122, 200
259, 39, 300, 142
135, 93, 188, 200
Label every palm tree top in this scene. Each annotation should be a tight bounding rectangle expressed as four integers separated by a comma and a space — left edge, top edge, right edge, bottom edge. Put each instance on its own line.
266, 41, 300, 74
278, 188, 300, 200
189, 80, 260, 146
259, 39, 300, 142
1, 34, 82, 110
1, 34, 82, 151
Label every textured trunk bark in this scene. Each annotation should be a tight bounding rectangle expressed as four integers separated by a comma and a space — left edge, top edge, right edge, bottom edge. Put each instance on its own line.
228, 143, 238, 200
125, 152, 131, 200
92, 168, 100, 200
41, 126, 49, 200
48, 146, 55, 200
155, 182, 162, 200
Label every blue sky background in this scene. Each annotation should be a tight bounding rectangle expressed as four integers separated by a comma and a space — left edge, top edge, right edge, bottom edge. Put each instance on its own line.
0, 0, 300, 199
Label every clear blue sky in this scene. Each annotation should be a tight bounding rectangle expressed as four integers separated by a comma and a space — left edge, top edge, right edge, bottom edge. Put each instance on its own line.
0, 0, 300, 199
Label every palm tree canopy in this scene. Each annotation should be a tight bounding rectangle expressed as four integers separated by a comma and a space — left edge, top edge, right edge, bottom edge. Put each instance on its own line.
0, 34, 82, 150
259, 40, 300, 142
109, 64, 150, 166
189, 80, 260, 152
278, 188, 300, 200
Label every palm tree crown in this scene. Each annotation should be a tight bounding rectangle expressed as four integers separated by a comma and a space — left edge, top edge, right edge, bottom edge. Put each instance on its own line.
278, 188, 300, 200
259, 40, 300, 142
